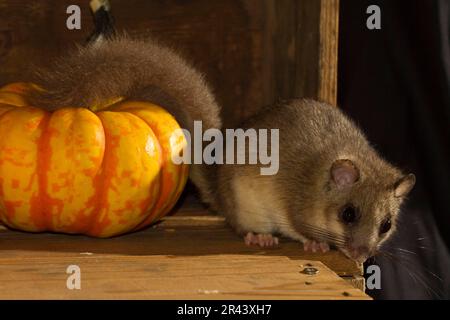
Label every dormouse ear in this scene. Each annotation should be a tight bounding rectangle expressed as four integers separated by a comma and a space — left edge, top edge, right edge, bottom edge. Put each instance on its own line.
394, 174, 416, 198
330, 159, 360, 190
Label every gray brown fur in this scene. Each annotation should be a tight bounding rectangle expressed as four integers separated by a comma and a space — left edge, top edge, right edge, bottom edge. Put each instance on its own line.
215, 99, 415, 261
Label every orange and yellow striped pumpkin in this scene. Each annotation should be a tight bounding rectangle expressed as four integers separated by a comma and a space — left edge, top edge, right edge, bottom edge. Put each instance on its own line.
0, 82, 189, 237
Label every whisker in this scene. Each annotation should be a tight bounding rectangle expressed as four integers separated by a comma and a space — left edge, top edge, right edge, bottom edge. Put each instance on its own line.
395, 248, 417, 255
298, 222, 349, 246
376, 249, 443, 298
242, 214, 351, 248
257, 218, 349, 246
299, 223, 345, 238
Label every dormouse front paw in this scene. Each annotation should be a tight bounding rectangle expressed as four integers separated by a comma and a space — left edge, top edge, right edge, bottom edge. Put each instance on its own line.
302, 239, 330, 253
244, 232, 279, 247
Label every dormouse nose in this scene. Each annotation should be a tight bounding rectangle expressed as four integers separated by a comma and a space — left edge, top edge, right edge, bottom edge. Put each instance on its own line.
349, 245, 370, 260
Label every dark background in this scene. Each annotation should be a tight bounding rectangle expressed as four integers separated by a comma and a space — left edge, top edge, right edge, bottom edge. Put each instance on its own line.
339, 0, 450, 299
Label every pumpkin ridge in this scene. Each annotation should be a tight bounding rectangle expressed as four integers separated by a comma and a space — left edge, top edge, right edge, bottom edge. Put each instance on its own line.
0, 107, 46, 231
69, 108, 106, 234
0, 109, 14, 227
53, 109, 76, 230
155, 162, 189, 221
33, 112, 53, 231
122, 107, 180, 229
133, 162, 165, 231
116, 111, 164, 233
80, 118, 106, 236
85, 112, 114, 237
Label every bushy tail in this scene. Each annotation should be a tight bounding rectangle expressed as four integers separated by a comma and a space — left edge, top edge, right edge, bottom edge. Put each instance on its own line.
30, 36, 221, 206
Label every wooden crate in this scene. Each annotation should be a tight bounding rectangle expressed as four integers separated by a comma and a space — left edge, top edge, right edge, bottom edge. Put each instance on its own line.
0, 0, 362, 299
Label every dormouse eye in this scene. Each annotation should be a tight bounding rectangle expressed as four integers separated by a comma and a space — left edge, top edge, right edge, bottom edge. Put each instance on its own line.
340, 205, 360, 224
379, 218, 392, 235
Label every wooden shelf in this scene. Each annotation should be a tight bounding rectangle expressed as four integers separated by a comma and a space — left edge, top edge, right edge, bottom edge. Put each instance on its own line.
0, 209, 369, 300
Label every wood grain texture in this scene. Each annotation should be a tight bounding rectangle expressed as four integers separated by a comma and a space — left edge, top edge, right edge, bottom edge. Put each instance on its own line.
0, 216, 367, 299
344, 275, 366, 292
0, 215, 362, 277
0, 255, 368, 300
318, 0, 339, 105
0, 0, 339, 126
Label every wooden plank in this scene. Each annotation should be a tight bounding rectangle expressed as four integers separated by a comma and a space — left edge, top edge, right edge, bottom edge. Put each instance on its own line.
0, 215, 362, 277
163, 216, 362, 277
344, 276, 366, 292
170, 188, 360, 278
261, 0, 339, 113
170, 197, 361, 278
318, 0, 339, 105
0, 252, 368, 299
0, 207, 366, 299
262, 0, 319, 110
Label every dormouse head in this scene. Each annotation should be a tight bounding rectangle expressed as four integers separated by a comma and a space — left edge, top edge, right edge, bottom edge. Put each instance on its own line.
300, 158, 416, 263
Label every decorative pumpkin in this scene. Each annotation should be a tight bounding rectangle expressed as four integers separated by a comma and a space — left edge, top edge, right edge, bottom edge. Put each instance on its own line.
0, 82, 189, 237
